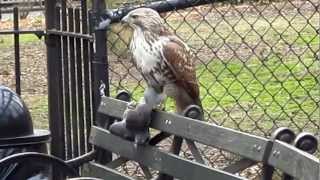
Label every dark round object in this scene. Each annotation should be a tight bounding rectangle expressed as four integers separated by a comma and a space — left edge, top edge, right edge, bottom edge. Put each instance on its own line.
271, 127, 295, 143
294, 132, 318, 154
182, 105, 202, 120
0, 85, 50, 147
0, 86, 33, 139
116, 90, 131, 102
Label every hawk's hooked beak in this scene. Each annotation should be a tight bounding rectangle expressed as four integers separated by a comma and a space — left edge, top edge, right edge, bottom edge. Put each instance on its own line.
121, 15, 130, 24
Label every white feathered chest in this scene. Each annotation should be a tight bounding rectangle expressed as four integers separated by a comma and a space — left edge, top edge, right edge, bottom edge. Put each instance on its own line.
130, 28, 172, 89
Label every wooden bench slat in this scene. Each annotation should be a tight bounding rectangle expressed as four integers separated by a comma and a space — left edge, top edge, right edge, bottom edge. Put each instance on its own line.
90, 126, 247, 180
98, 97, 268, 162
83, 162, 135, 180
267, 140, 319, 180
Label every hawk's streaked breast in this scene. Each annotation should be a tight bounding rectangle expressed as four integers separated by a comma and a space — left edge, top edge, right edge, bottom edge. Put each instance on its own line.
130, 27, 174, 89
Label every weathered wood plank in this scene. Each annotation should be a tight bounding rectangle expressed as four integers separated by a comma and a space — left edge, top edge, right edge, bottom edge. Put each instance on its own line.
90, 126, 246, 180
98, 97, 268, 162
83, 162, 134, 180
267, 140, 319, 180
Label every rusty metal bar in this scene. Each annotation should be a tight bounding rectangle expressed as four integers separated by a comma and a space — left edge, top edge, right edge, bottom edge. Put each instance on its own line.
13, 7, 20, 95
0, 30, 44, 36
46, 30, 93, 41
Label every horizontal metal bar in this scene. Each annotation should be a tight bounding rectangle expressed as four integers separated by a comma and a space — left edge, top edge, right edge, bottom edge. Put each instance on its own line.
0, 30, 44, 36
106, 0, 216, 23
46, 29, 94, 41
90, 126, 246, 180
0, 1, 43, 6
98, 97, 269, 162
0, 7, 44, 14
66, 150, 97, 168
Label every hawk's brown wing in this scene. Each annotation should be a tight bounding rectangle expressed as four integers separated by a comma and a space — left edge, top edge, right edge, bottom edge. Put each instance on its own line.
162, 37, 201, 104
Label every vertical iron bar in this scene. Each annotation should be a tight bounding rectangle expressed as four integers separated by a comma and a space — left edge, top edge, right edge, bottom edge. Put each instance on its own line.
81, 0, 92, 152
92, 0, 109, 119
13, 7, 20, 95
55, 5, 65, 158
157, 136, 183, 180
45, 0, 65, 178
61, 0, 72, 160
68, 7, 79, 158
92, 0, 112, 164
88, 11, 95, 152
75, 8, 86, 156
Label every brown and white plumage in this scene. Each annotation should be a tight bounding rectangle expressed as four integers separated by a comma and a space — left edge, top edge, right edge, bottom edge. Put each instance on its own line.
121, 8, 202, 115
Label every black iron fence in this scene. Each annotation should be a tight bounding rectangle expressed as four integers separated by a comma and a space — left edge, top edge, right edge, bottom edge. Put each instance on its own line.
0, 0, 45, 19
45, 0, 95, 162
0, 7, 44, 95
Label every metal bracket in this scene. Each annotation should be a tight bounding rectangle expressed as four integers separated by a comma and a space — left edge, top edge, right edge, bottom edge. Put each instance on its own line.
99, 81, 106, 97
261, 127, 296, 180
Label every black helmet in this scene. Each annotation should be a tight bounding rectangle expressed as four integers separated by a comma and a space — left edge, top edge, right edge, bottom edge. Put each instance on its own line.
0, 85, 33, 138
0, 85, 50, 147
0, 86, 51, 179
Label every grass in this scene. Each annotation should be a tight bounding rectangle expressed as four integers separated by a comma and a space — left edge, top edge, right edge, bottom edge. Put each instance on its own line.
22, 94, 49, 130
0, 34, 42, 48
111, 53, 319, 134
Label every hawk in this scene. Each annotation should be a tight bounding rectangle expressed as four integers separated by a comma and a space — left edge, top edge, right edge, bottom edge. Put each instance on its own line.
121, 8, 202, 116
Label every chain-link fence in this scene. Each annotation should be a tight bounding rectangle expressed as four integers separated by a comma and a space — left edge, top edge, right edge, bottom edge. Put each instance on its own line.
107, 0, 319, 138
105, 0, 319, 178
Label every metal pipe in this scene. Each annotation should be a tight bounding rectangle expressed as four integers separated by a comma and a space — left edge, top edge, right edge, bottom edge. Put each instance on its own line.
92, 0, 112, 164
0, 30, 44, 37
13, 7, 21, 95
45, 0, 65, 179
107, 0, 215, 23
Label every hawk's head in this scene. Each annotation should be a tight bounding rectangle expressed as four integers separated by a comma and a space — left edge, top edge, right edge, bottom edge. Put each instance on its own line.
121, 8, 164, 31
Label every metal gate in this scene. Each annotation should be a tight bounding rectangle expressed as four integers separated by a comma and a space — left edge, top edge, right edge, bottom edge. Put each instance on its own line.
45, 0, 109, 163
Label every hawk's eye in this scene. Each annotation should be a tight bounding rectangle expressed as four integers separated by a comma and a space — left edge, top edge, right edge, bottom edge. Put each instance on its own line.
131, 15, 139, 19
